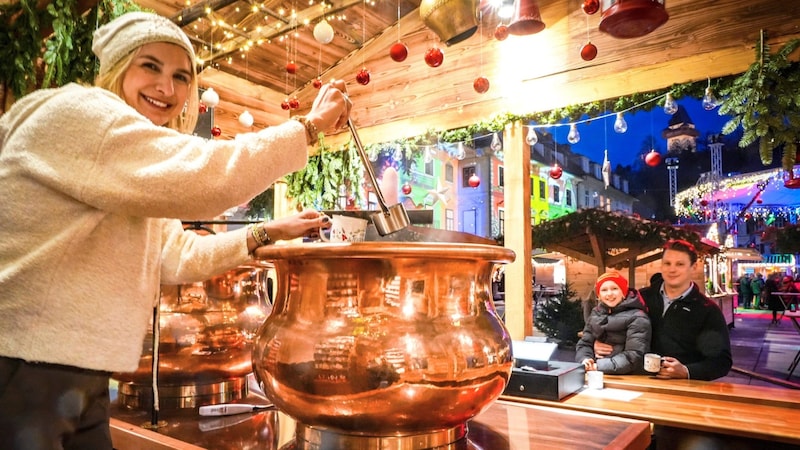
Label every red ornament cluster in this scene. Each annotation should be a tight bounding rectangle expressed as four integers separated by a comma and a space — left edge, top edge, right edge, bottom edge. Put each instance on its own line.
280, 96, 301, 110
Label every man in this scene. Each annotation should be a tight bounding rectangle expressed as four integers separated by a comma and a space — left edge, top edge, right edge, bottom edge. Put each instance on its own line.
596, 239, 732, 381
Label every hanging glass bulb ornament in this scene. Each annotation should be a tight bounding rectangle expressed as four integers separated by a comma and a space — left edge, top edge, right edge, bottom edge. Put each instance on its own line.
549, 164, 563, 180
613, 112, 628, 133
390, 42, 409, 62
494, 24, 509, 41
289, 96, 300, 109
424, 47, 444, 67
402, 182, 412, 195
490, 132, 502, 153
280, 99, 290, 110
468, 173, 481, 188
473, 76, 490, 94
582, 0, 600, 14
356, 67, 371, 85
201, 88, 219, 108
313, 77, 323, 89
455, 142, 466, 160
644, 149, 662, 167
580, 42, 597, 61
286, 61, 297, 74
313, 19, 335, 44
424, 146, 434, 164
211, 126, 222, 137
494, 149, 504, 161
526, 128, 538, 145
663, 93, 678, 115
238, 110, 254, 127
567, 124, 580, 144
392, 145, 404, 162
702, 87, 719, 111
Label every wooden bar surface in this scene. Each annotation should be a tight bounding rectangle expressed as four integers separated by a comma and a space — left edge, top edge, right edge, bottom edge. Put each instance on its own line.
110, 399, 650, 450
501, 375, 800, 446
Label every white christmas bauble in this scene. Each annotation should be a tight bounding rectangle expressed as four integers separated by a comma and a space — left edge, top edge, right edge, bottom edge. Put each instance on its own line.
238, 110, 254, 127
201, 87, 220, 108
313, 20, 334, 44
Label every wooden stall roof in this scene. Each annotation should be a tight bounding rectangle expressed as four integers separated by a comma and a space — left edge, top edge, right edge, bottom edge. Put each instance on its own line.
531, 208, 719, 286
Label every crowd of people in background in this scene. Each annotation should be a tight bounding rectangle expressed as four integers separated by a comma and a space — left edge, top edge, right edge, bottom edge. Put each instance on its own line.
736, 271, 800, 322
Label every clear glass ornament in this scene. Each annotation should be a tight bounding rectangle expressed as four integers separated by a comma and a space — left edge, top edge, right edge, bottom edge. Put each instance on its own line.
455, 142, 466, 160
567, 124, 580, 144
613, 112, 628, 133
702, 87, 719, 110
663, 93, 678, 115
490, 132, 502, 152
526, 128, 538, 145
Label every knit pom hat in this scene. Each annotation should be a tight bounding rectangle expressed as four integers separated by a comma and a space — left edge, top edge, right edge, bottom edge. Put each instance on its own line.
93, 12, 195, 75
595, 271, 628, 297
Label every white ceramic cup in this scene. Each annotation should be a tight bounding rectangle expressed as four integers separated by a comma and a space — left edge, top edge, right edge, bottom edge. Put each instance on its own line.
644, 353, 663, 373
320, 214, 368, 243
586, 370, 604, 389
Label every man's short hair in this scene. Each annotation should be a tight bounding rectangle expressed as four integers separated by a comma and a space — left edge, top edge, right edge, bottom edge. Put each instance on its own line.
663, 239, 698, 265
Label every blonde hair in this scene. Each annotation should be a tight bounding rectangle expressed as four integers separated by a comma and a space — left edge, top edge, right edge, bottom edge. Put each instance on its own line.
94, 47, 199, 134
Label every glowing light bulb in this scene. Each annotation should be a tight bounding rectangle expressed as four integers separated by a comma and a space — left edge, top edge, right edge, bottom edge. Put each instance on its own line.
613, 112, 628, 133
526, 128, 538, 145
455, 142, 466, 160
702, 87, 719, 110
567, 124, 580, 144
423, 146, 434, 164
663, 93, 678, 115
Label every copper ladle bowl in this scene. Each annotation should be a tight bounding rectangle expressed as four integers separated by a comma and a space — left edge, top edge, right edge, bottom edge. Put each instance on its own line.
251, 242, 514, 437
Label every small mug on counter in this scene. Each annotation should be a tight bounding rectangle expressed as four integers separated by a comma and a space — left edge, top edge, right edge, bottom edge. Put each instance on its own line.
644, 353, 663, 373
586, 370, 604, 389
320, 214, 368, 243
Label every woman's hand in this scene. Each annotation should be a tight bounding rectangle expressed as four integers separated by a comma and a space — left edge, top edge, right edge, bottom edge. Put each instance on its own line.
306, 79, 352, 133
264, 209, 330, 242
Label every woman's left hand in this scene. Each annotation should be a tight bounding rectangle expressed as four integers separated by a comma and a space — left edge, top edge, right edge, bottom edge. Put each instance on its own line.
263, 210, 330, 242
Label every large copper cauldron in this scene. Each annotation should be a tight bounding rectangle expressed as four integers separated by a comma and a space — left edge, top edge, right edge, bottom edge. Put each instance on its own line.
113, 262, 274, 409
251, 242, 514, 447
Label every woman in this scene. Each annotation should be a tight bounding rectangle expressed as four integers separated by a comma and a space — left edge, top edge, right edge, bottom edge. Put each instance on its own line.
576, 271, 652, 375
0, 12, 351, 449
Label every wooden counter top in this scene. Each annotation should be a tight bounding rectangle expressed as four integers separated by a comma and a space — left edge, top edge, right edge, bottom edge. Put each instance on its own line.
501, 374, 800, 446
110, 399, 651, 450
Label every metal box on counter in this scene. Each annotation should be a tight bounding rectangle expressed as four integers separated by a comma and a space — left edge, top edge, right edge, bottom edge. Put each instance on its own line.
502, 340, 585, 401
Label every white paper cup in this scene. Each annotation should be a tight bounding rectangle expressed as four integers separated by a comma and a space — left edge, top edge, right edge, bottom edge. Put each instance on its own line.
644, 353, 662, 373
586, 370, 604, 389
320, 214, 368, 243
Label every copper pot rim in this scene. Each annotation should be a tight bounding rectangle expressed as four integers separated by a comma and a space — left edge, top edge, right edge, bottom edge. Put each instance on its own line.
253, 242, 515, 263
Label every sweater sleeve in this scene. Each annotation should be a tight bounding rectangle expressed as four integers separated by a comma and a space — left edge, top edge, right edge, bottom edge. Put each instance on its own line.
3, 85, 308, 221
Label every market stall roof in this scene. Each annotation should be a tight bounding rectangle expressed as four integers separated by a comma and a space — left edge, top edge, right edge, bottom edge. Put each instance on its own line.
531, 208, 719, 286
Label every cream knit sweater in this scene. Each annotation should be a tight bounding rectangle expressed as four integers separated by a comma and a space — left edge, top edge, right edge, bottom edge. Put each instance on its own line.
0, 83, 308, 373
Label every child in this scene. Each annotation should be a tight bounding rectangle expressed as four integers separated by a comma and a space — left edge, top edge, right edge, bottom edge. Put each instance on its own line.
575, 271, 652, 374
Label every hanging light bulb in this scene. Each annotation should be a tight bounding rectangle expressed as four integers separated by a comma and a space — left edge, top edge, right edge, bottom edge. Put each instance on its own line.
663, 93, 678, 115
490, 132, 502, 152
526, 128, 538, 145
497, 0, 515, 20
702, 80, 719, 110
567, 123, 580, 144
455, 142, 466, 160
201, 87, 219, 108
392, 145, 404, 162
613, 112, 628, 133
423, 146, 434, 164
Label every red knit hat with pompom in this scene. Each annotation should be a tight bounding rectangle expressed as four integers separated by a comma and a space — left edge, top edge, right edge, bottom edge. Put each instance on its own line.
595, 271, 629, 297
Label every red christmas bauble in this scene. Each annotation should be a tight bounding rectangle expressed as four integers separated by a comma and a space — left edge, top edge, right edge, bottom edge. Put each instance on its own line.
468, 173, 481, 188
402, 182, 412, 195
390, 42, 409, 62
286, 62, 297, 74
199, 103, 208, 114
645, 150, 662, 167
356, 67, 371, 85
700, 199, 708, 206
549, 165, 563, 180
581, 42, 598, 61
494, 24, 509, 41
473, 76, 490, 94
424, 47, 444, 67
313, 77, 323, 89
211, 126, 222, 137
289, 97, 300, 109
280, 99, 290, 110
582, 0, 600, 15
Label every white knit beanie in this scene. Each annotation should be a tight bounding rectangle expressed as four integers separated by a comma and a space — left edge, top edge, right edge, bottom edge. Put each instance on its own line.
92, 12, 195, 75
